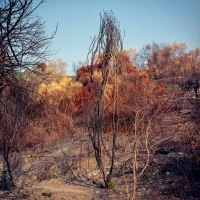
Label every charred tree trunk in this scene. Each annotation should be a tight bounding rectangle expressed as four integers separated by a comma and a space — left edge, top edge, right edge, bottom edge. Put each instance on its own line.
87, 11, 123, 188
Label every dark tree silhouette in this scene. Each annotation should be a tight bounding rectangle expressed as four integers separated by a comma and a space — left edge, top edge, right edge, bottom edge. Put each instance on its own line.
0, 0, 56, 190
0, 0, 56, 90
87, 11, 123, 188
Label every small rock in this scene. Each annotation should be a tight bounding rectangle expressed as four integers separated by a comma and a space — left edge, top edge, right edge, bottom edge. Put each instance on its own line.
166, 171, 170, 176
42, 192, 51, 198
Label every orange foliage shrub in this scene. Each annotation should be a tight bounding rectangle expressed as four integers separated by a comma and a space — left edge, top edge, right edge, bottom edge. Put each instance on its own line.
74, 50, 168, 132
22, 76, 81, 148
23, 101, 74, 147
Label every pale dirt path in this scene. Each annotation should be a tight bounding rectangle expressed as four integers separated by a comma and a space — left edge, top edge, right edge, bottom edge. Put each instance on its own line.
31, 178, 96, 200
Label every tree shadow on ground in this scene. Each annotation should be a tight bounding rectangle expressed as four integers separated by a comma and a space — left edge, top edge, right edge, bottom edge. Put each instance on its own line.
160, 156, 200, 199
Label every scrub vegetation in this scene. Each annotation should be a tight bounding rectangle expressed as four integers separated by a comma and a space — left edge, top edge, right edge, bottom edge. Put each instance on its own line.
0, 1, 200, 199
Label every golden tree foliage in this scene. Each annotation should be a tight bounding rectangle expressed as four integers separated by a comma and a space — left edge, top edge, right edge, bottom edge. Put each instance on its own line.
38, 76, 81, 104
22, 75, 82, 147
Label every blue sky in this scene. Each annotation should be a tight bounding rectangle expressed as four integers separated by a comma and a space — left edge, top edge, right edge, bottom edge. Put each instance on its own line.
36, 0, 200, 74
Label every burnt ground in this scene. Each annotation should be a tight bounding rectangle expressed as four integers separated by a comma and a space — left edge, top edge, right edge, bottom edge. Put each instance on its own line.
0, 135, 199, 200
92, 139, 200, 200
0, 95, 200, 199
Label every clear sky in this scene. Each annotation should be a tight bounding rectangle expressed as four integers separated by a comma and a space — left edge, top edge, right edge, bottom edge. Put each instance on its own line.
35, 0, 200, 74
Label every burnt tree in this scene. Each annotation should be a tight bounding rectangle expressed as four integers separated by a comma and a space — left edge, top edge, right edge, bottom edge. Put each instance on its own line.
87, 11, 123, 188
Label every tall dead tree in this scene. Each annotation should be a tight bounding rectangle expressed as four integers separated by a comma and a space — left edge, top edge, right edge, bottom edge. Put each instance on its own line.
0, 0, 55, 190
87, 11, 123, 188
